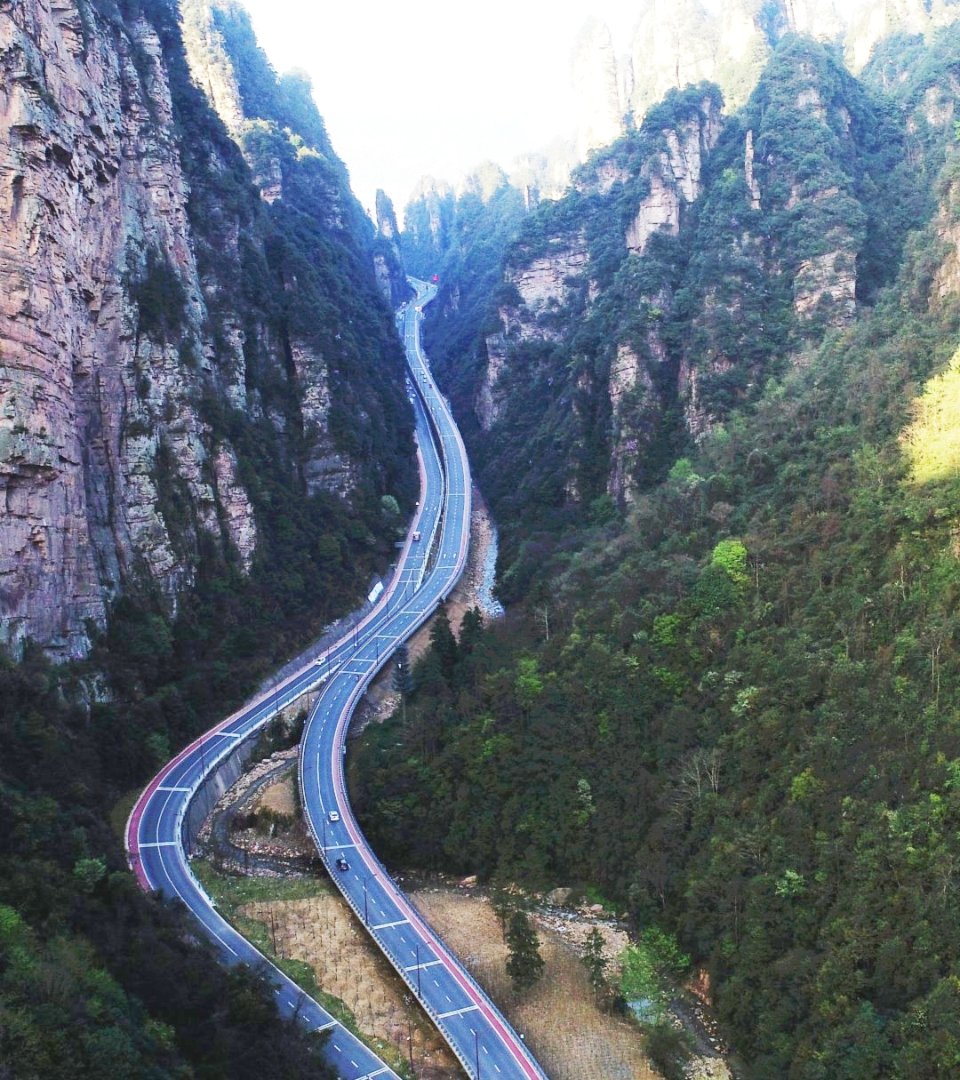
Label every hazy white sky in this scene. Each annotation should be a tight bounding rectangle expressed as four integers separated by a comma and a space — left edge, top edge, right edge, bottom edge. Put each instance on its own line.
237, 1, 650, 218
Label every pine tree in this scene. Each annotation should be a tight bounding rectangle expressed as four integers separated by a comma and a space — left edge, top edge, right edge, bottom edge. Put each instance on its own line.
428, 603, 459, 680
459, 606, 484, 656
392, 643, 412, 725
505, 911, 544, 994
490, 879, 523, 938
392, 643, 413, 696
581, 927, 608, 1000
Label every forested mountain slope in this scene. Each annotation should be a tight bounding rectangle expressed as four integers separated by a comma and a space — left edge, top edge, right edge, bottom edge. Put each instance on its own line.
0, 0, 412, 1072
423, 30, 960, 597
357, 22, 960, 1079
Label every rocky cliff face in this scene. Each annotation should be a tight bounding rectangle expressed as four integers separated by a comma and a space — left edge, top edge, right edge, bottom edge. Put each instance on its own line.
0, 0, 412, 657
500, 96, 727, 353
182, 1, 405, 500
464, 89, 725, 508
0, 0, 247, 656
372, 188, 411, 307
599, 0, 960, 140
179, 0, 244, 130
625, 94, 722, 255
503, 236, 591, 342
607, 341, 658, 505
777, 78, 858, 326
475, 332, 508, 432
474, 233, 589, 433
672, 42, 882, 439
401, 176, 456, 279
428, 26, 954, 533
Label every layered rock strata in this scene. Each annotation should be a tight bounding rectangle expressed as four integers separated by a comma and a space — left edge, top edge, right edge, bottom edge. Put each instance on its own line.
0, 0, 254, 656
1, 0, 404, 657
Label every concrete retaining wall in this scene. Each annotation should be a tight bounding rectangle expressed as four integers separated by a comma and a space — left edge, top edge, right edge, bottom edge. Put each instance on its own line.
180, 686, 317, 854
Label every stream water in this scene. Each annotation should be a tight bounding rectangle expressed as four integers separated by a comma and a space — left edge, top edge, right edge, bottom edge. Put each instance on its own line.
477, 514, 505, 620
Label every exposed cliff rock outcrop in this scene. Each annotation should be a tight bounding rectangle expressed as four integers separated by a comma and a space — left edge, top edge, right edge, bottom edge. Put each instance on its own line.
476, 332, 508, 432
744, 129, 762, 209
0, 0, 412, 657
0, 0, 233, 655
453, 87, 726, 512
626, 94, 723, 254
616, 0, 960, 137
179, 0, 244, 131
401, 176, 456, 279
426, 28, 954, 534
607, 342, 657, 504
372, 188, 411, 307
408, 169, 529, 456
502, 235, 591, 344
670, 36, 924, 442
793, 248, 857, 321
180, 0, 411, 495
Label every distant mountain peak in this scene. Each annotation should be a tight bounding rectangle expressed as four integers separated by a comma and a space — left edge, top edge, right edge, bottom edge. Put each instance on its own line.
571, 18, 626, 159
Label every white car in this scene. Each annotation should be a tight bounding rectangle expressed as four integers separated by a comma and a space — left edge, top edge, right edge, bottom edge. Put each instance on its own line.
328, 810, 340, 823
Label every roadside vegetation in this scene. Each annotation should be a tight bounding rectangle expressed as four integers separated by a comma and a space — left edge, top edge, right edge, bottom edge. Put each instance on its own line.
0, 1, 411, 1075
193, 858, 459, 1080
375, 24, 960, 1079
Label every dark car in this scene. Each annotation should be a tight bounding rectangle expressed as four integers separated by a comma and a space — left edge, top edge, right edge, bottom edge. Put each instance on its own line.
335, 856, 350, 872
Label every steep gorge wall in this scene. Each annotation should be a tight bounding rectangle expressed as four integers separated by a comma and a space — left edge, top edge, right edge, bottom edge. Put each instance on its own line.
0, 0, 246, 656
0, 0, 412, 658
474, 89, 724, 507
427, 28, 960, 560
372, 188, 411, 308
179, 0, 412, 498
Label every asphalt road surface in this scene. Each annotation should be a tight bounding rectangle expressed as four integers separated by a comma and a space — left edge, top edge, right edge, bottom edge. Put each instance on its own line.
127, 280, 548, 1080
126, 608, 405, 1078
299, 280, 548, 1080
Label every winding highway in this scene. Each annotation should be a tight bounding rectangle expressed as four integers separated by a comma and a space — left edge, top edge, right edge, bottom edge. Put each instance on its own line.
125, 573, 410, 1074
300, 283, 548, 1080
127, 280, 548, 1080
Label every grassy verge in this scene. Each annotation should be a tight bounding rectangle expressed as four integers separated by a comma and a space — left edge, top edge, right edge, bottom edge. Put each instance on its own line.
192, 860, 330, 907
191, 859, 416, 1079
111, 789, 141, 841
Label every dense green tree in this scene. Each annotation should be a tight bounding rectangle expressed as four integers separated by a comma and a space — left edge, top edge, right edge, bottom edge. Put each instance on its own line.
505, 911, 544, 995
428, 604, 459, 680
489, 880, 525, 939
581, 927, 609, 1000
392, 643, 413, 697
